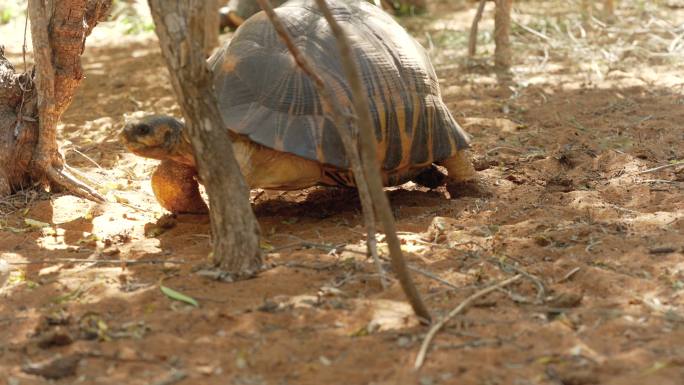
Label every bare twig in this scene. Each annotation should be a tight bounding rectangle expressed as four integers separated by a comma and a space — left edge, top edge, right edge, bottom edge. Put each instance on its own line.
64, 148, 104, 170
487, 257, 546, 303
640, 179, 680, 184
256, 0, 387, 289
512, 20, 552, 42
636, 162, 683, 175
557, 267, 581, 283
406, 264, 461, 291
414, 275, 521, 370
268, 240, 352, 254
314, 0, 430, 321
148, 370, 187, 385
468, 0, 487, 57
486, 146, 524, 155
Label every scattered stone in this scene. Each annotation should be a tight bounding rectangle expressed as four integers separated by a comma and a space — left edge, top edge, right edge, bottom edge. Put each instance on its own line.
547, 291, 584, 308
22, 354, 81, 379
36, 327, 73, 349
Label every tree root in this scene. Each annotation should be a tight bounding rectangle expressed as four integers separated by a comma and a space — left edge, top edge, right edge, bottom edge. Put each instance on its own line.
45, 164, 104, 202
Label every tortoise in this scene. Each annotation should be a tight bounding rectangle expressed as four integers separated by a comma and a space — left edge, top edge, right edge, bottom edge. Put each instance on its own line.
120, 0, 475, 214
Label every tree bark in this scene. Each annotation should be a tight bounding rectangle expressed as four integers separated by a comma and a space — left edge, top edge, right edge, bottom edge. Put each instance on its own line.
467, 0, 487, 58
0, 49, 37, 196
493, 0, 512, 72
204, 0, 220, 56
580, 0, 593, 31
603, 0, 615, 23
148, 0, 262, 277
0, 0, 110, 201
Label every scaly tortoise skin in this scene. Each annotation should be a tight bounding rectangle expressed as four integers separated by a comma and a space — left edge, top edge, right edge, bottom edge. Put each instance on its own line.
120, 0, 475, 214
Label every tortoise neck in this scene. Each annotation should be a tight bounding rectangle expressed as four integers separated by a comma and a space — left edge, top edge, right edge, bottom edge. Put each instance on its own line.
169, 129, 197, 167
172, 123, 241, 167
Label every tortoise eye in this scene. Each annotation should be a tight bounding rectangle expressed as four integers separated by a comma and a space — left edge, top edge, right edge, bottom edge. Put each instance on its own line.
135, 124, 152, 136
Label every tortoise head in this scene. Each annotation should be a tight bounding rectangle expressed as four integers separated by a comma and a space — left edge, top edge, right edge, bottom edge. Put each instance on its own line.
120, 115, 190, 162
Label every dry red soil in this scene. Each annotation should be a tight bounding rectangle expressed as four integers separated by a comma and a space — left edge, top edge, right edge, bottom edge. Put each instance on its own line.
1, 1, 683, 384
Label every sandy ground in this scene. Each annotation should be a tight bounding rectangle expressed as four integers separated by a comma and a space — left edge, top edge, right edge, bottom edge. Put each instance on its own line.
1, 1, 683, 384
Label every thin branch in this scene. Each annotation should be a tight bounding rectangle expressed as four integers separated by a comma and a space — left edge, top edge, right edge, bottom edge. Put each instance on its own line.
256, 0, 387, 289
313, 0, 430, 322
468, 0, 487, 57
636, 162, 683, 175
557, 267, 581, 284
414, 275, 521, 370
406, 264, 461, 291
486, 256, 546, 303
512, 20, 552, 42
149, 370, 187, 385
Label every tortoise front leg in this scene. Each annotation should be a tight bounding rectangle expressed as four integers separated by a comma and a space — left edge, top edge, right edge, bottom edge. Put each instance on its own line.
151, 160, 209, 214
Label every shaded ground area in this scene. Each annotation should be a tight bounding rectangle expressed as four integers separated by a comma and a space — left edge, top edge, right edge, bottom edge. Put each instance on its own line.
1, 1, 683, 384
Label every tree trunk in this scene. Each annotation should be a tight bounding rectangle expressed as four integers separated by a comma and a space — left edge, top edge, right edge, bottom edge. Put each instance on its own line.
0, 0, 110, 201
467, 0, 487, 58
0, 50, 37, 196
580, 0, 593, 31
204, 0, 220, 56
147, 0, 262, 277
603, 0, 616, 23
494, 0, 512, 72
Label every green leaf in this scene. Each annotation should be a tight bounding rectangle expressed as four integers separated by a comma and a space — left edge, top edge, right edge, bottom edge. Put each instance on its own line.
24, 218, 50, 229
160, 284, 199, 307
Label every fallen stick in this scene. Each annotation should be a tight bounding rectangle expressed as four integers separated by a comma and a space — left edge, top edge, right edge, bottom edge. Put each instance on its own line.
414, 274, 521, 370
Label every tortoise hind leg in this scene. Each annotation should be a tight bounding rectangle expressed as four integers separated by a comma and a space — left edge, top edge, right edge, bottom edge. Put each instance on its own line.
438, 150, 490, 198
438, 150, 476, 183
151, 160, 209, 214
